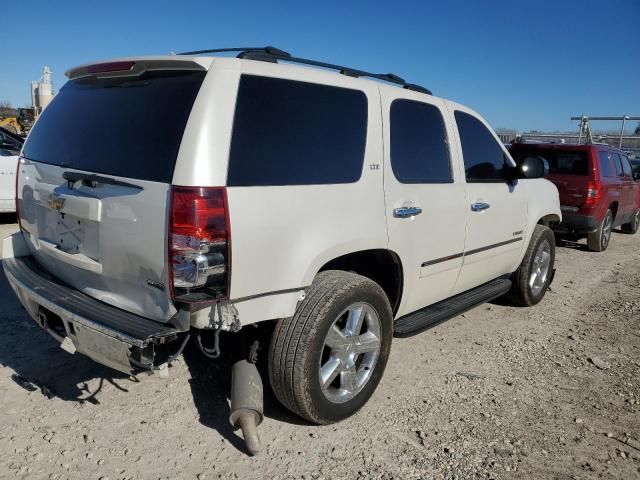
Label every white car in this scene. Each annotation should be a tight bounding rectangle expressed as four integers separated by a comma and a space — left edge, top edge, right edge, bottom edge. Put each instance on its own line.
0, 127, 21, 213
2, 47, 560, 451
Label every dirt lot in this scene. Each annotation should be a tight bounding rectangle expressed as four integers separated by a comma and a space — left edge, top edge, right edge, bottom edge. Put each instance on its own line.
1, 212, 639, 480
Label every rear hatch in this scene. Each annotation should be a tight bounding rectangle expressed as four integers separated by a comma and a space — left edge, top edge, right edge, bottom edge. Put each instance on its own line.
17, 60, 207, 322
510, 145, 592, 210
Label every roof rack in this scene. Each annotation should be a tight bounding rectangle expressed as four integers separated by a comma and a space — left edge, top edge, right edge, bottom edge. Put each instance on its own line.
177, 46, 432, 95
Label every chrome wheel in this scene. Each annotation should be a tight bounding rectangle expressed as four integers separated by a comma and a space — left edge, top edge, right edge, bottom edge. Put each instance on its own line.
529, 240, 551, 296
633, 210, 640, 231
319, 303, 381, 404
601, 212, 613, 249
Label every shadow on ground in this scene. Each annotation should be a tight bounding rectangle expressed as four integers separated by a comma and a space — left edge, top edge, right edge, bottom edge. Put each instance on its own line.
0, 262, 304, 454
0, 264, 133, 403
555, 237, 588, 251
182, 324, 309, 453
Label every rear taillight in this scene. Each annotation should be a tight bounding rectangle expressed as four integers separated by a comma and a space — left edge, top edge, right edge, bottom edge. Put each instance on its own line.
584, 180, 602, 206
169, 186, 230, 304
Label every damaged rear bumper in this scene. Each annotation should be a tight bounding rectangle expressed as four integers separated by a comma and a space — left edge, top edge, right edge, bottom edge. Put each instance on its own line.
2, 234, 180, 374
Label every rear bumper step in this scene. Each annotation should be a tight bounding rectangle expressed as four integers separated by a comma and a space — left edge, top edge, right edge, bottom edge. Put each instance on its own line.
553, 213, 599, 234
394, 277, 512, 337
2, 256, 180, 373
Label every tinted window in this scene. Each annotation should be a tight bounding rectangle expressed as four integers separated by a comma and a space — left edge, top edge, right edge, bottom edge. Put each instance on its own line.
22, 70, 206, 183
598, 151, 615, 177
511, 148, 588, 176
621, 155, 633, 177
227, 75, 367, 186
0, 129, 22, 155
390, 100, 451, 183
455, 111, 506, 182
611, 153, 624, 176
551, 152, 588, 175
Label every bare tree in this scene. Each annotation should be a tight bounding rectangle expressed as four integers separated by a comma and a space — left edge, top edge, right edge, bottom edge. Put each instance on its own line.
0, 100, 12, 109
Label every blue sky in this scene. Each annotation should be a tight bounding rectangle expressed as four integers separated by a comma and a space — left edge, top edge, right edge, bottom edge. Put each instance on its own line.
3, 0, 639, 132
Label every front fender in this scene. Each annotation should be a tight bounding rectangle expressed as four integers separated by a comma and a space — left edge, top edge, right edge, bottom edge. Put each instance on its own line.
527, 178, 562, 230
512, 179, 561, 269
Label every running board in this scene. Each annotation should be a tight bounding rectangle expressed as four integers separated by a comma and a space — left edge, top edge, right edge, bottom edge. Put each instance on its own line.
394, 278, 512, 337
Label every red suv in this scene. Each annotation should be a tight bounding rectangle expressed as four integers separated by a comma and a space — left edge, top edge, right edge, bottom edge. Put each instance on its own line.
510, 142, 640, 251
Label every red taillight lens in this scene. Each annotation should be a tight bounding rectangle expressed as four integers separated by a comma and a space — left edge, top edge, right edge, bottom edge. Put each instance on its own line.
87, 61, 135, 74
169, 186, 230, 304
584, 181, 601, 206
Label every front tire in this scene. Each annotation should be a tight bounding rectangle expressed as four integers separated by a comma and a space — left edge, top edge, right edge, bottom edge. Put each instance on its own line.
268, 271, 393, 424
587, 209, 613, 251
508, 225, 555, 307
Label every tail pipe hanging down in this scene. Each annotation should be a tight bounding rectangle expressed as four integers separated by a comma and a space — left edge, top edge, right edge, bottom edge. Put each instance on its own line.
229, 345, 264, 456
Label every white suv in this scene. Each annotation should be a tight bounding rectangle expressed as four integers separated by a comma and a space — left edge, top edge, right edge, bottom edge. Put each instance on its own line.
3, 47, 560, 430
0, 127, 22, 213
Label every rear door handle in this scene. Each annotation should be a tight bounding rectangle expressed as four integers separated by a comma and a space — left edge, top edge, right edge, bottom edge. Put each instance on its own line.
393, 206, 423, 218
471, 202, 490, 212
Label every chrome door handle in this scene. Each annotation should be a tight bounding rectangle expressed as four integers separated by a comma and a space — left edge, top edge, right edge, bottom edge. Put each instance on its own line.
393, 206, 423, 218
471, 202, 490, 212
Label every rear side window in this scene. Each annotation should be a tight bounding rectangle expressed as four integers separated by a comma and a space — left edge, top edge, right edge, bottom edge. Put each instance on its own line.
22, 70, 206, 183
390, 100, 451, 183
598, 151, 615, 177
227, 75, 367, 186
611, 153, 624, 176
454, 111, 506, 182
621, 155, 633, 177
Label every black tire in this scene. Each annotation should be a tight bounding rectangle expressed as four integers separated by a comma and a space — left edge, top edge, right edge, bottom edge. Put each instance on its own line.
587, 209, 613, 252
268, 270, 393, 424
508, 225, 555, 307
621, 209, 640, 235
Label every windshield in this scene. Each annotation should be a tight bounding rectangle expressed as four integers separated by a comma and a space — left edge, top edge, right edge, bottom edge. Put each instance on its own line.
22, 70, 205, 183
0, 127, 22, 156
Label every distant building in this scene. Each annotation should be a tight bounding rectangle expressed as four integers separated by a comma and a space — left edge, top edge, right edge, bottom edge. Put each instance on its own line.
31, 66, 54, 115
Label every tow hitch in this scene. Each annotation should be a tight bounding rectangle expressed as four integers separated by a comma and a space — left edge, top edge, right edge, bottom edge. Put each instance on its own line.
229, 341, 264, 455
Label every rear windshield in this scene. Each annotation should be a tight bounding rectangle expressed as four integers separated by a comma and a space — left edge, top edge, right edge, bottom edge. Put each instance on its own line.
511, 148, 589, 176
23, 70, 205, 183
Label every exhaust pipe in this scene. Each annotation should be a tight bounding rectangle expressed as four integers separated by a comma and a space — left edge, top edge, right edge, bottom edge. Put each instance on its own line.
229, 359, 264, 455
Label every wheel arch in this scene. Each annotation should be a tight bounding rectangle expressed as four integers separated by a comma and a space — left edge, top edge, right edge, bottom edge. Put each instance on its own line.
537, 213, 561, 227
317, 249, 404, 315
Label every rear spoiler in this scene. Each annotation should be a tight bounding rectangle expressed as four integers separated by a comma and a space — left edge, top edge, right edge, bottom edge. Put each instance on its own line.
65, 57, 211, 80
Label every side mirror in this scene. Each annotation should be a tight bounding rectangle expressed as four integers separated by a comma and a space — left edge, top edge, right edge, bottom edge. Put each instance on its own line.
515, 155, 549, 179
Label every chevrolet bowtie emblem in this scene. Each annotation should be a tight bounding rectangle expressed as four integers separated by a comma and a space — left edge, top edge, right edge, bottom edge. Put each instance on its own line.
47, 194, 65, 211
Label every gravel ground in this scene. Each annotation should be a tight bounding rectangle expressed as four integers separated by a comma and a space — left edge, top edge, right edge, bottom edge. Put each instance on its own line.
0, 213, 639, 480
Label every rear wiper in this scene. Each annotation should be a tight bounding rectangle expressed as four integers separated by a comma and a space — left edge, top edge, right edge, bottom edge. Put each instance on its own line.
63, 171, 143, 191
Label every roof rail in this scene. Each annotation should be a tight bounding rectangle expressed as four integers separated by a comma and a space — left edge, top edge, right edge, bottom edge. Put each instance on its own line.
177, 46, 432, 95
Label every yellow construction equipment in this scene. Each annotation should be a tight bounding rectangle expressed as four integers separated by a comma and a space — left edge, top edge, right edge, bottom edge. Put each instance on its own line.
0, 108, 35, 136
0, 117, 21, 135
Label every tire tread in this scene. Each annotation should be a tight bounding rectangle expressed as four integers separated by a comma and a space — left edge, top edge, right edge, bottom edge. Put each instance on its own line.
508, 224, 555, 307
268, 271, 391, 424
